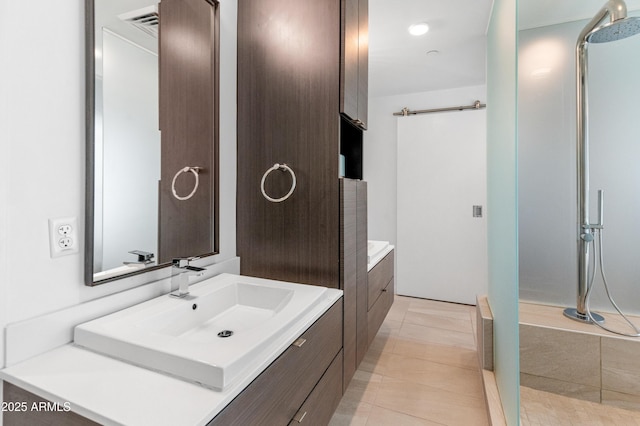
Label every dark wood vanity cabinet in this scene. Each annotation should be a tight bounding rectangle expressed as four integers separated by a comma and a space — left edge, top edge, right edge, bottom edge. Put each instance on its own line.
340, 0, 369, 129
367, 251, 394, 346
209, 299, 343, 425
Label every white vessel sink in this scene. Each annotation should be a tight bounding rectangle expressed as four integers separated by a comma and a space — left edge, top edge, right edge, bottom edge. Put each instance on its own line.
74, 273, 327, 391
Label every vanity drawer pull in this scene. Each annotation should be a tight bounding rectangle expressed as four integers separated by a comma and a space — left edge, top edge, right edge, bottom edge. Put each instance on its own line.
293, 410, 307, 423
292, 338, 307, 348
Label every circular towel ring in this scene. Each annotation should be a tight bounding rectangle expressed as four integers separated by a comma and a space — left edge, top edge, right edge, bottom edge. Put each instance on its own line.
172, 167, 201, 201
261, 163, 296, 203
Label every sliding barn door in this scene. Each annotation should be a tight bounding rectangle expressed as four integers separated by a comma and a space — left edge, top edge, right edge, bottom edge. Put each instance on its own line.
396, 110, 488, 304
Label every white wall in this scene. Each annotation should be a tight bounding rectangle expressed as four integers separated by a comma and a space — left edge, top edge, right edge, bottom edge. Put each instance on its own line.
518, 21, 577, 307
364, 85, 487, 247
0, 0, 237, 369
519, 18, 640, 314
101, 30, 160, 271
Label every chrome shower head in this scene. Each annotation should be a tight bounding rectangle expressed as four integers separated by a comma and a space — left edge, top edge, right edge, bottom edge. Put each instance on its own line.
587, 16, 640, 43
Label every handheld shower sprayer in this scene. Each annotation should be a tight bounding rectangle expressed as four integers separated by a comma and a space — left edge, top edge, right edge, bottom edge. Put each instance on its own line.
584, 190, 640, 337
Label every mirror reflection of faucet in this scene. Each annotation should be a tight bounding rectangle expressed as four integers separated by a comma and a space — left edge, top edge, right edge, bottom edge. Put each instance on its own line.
170, 257, 206, 298
123, 250, 155, 266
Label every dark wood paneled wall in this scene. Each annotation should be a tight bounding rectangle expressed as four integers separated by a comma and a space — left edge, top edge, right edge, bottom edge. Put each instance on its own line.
158, 0, 218, 263
236, 0, 341, 288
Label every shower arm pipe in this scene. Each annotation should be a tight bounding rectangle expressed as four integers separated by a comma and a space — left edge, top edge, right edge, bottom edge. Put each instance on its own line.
576, 31, 591, 316
575, 0, 627, 316
576, 0, 627, 231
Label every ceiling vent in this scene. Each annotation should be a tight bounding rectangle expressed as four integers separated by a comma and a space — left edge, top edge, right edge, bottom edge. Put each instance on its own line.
118, 5, 159, 38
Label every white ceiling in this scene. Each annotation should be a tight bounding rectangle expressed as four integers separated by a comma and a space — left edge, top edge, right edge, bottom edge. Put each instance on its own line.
95, 0, 158, 77
368, 0, 640, 98
94, 0, 640, 99
368, 0, 493, 98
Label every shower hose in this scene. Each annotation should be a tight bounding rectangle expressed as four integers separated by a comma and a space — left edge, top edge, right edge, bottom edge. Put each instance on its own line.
585, 228, 640, 337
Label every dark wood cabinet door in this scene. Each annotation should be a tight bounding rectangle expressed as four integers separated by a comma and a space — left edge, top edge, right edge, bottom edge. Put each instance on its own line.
158, 0, 218, 263
340, 0, 368, 129
236, 0, 341, 288
357, 0, 368, 129
289, 350, 344, 426
341, 0, 359, 124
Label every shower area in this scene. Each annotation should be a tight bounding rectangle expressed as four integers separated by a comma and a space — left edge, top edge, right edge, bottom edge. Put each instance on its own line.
518, 0, 640, 417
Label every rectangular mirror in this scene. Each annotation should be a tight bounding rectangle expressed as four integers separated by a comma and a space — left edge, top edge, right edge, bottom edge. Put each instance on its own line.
85, 0, 219, 286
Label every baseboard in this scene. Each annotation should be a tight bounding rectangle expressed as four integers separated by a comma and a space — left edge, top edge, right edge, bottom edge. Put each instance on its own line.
481, 369, 507, 426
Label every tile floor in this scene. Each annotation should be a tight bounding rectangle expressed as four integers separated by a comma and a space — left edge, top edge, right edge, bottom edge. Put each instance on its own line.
329, 295, 488, 426
521, 385, 640, 425
327, 296, 640, 425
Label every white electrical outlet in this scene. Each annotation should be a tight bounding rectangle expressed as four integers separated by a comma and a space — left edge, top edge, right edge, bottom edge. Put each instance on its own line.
49, 217, 79, 258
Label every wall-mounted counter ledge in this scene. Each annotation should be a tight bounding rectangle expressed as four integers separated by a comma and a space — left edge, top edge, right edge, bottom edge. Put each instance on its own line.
1, 284, 342, 426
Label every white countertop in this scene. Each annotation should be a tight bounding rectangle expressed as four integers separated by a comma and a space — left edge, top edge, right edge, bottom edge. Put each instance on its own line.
1, 288, 342, 426
367, 241, 394, 272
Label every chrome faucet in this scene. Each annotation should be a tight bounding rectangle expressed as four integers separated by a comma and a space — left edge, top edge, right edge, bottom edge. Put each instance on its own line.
170, 257, 205, 298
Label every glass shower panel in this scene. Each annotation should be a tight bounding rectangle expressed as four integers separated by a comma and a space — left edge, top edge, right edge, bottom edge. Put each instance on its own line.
487, 0, 520, 423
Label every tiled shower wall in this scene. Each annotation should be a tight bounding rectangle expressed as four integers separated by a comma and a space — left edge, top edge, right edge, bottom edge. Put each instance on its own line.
520, 323, 640, 411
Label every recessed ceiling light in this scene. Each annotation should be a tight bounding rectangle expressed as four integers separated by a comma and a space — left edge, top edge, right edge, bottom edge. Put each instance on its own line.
408, 23, 429, 36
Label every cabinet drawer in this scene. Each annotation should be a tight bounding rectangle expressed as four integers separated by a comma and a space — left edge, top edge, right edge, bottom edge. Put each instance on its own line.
368, 251, 393, 311
289, 349, 343, 426
209, 299, 343, 426
368, 279, 394, 347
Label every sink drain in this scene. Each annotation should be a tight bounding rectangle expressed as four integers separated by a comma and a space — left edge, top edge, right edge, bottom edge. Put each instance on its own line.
217, 330, 234, 338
